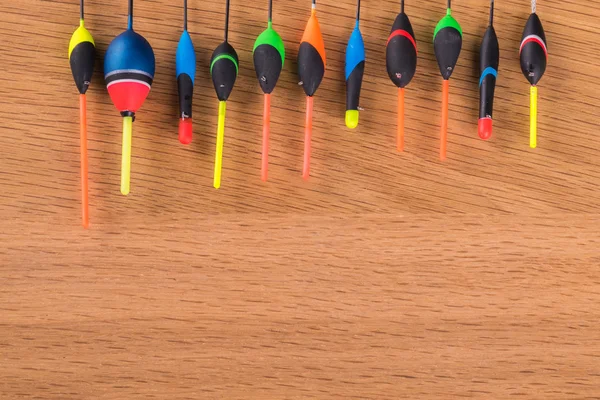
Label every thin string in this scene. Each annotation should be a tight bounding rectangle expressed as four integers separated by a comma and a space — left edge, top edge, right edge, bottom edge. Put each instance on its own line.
128, 0, 133, 29
489, 0, 494, 25
531, 0, 536, 13
268, 0, 272, 22
224, 0, 230, 41
80, 0, 84, 20
447, 0, 451, 9
401, 0, 404, 13
356, 0, 360, 20
184, 0, 188, 30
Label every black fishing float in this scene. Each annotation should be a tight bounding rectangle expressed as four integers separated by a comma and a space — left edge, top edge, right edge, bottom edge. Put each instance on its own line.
519, 0, 547, 148
298, 0, 326, 180
478, 0, 499, 140
344, 0, 365, 129
433, 0, 462, 160
210, 0, 239, 188
253, 0, 285, 181
386, 0, 417, 151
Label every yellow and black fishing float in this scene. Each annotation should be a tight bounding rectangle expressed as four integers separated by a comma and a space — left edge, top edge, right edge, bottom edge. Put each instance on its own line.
519, 0, 547, 148
210, 0, 239, 189
68, 0, 96, 228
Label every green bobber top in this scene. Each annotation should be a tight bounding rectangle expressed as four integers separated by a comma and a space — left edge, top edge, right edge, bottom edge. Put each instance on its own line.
253, 0, 285, 94
433, 0, 462, 80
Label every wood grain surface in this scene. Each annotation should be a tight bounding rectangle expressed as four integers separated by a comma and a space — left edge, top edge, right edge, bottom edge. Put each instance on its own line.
1, 0, 600, 398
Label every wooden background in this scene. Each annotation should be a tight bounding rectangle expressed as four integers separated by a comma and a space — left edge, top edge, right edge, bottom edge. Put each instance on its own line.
1, 0, 600, 398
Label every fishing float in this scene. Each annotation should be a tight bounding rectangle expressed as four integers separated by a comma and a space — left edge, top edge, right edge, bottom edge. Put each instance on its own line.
520, 0, 547, 148
385, 0, 417, 151
69, 0, 96, 228
433, 0, 462, 160
344, 0, 365, 130
104, 0, 156, 195
253, 0, 285, 181
478, 0, 499, 140
210, 0, 239, 189
298, 0, 326, 180
176, 0, 196, 144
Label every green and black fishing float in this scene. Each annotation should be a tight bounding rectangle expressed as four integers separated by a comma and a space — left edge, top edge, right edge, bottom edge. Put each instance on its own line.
433, 0, 462, 160
298, 0, 326, 180
253, 0, 285, 182
385, 0, 417, 151
344, 0, 365, 129
478, 0, 499, 140
210, 0, 239, 189
176, 0, 196, 144
69, 0, 96, 228
519, 0, 547, 148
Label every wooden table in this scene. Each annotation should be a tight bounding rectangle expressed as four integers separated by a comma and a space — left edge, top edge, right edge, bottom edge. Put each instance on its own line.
1, 0, 599, 398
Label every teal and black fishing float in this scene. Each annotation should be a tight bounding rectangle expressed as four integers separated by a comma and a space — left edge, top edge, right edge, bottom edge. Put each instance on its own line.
298, 0, 326, 180
69, 0, 95, 228
385, 0, 417, 151
519, 0, 547, 148
176, 0, 196, 144
478, 0, 499, 140
253, 0, 285, 181
344, 0, 365, 129
433, 0, 462, 160
104, 0, 156, 195
210, 0, 239, 188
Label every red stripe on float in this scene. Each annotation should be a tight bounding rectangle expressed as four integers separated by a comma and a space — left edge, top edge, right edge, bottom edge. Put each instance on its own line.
387, 30, 417, 54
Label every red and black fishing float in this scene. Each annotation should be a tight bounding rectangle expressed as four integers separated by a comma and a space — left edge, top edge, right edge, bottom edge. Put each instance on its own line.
519, 0, 547, 148
386, 0, 417, 151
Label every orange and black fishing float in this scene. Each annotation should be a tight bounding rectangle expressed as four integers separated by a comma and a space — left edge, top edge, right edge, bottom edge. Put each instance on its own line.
69, 0, 95, 228
253, 0, 285, 181
519, 0, 547, 148
478, 0, 499, 140
433, 0, 462, 160
386, 0, 417, 151
298, 0, 326, 180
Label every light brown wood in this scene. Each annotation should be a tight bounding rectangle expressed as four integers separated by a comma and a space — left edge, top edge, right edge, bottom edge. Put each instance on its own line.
1, 0, 600, 398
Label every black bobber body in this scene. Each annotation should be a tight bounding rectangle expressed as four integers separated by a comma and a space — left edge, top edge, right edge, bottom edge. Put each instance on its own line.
478, 0, 499, 140
386, 12, 417, 89
385, 0, 417, 152
519, 4, 548, 148
520, 13, 547, 86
